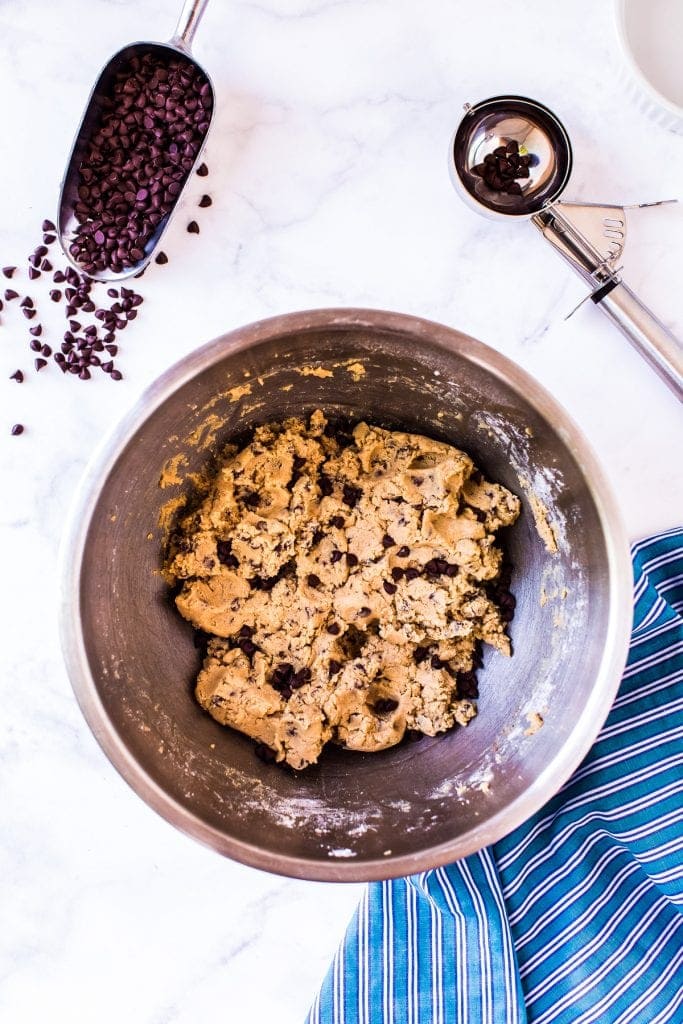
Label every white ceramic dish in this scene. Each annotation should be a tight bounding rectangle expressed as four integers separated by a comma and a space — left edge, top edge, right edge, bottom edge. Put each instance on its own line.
615, 0, 683, 133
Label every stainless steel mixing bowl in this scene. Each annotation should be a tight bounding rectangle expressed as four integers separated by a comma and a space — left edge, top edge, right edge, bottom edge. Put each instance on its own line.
60, 309, 632, 881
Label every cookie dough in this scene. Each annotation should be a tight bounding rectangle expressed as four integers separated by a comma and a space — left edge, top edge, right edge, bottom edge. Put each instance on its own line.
165, 411, 521, 769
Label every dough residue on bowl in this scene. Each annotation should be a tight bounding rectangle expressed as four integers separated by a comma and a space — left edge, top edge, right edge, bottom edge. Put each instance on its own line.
164, 410, 520, 769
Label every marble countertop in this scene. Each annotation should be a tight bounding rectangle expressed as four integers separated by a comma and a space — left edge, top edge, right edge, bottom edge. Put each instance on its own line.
1, 1, 681, 1021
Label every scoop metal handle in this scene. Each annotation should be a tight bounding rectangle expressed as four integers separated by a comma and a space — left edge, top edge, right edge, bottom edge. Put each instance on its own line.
172, 0, 210, 51
598, 284, 683, 401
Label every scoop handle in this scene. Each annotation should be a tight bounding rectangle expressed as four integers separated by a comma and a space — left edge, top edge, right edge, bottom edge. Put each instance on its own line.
596, 283, 683, 402
172, 0, 210, 50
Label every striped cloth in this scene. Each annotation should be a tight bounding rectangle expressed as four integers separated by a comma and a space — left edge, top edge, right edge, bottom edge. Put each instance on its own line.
307, 529, 683, 1024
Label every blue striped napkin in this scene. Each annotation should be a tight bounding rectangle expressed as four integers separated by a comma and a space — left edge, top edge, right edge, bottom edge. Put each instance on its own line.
307, 529, 683, 1024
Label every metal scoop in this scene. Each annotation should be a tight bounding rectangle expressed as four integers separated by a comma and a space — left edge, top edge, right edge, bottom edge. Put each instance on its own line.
450, 95, 683, 401
57, 0, 214, 283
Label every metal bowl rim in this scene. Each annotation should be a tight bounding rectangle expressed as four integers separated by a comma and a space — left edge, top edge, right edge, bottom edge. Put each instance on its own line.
59, 307, 632, 881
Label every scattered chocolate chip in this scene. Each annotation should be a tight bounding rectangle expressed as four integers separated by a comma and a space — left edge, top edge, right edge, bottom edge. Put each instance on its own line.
391, 566, 404, 582
381, 533, 395, 548
9, 370, 23, 383
307, 573, 321, 589
196, 162, 209, 177
11, 423, 24, 436
330, 549, 343, 564
329, 515, 345, 529
2, 267, 16, 279
29, 324, 42, 337
42, 219, 56, 232
20, 296, 33, 308
383, 580, 397, 595
187, 220, 200, 234
30, 339, 41, 352
4, 289, 18, 301
345, 552, 359, 567
373, 698, 399, 715
328, 659, 342, 677
52, 270, 65, 283
198, 194, 212, 208
397, 545, 410, 557
319, 475, 334, 497
414, 646, 429, 664
110, 369, 124, 382
239, 638, 257, 657
430, 655, 444, 670
41, 259, 52, 272
49, 289, 62, 302
22, 307, 37, 320
326, 621, 341, 635
404, 567, 420, 581
358, 606, 371, 617
155, 251, 168, 265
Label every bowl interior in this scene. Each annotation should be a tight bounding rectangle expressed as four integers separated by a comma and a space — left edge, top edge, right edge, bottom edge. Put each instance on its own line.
70, 313, 627, 879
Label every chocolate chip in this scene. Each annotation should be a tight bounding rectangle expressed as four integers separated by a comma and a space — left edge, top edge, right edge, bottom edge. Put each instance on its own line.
414, 646, 429, 664
330, 549, 343, 564
430, 655, 443, 670
22, 308, 36, 320
382, 533, 395, 548
20, 296, 33, 308
383, 581, 397, 595
345, 552, 359, 567
110, 369, 123, 381
216, 539, 239, 568
30, 339, 41, 352
10, 370, 23, 383
187, 220, 200, 234
311, 527, 325, 545
445, 563, 459, 578
11, 423, 24, 436
49, 289, 62, 302
42, 219, 56, 231
328, 659, 342, 677
291, 666, 312, 689
329, 515, 345, 529
2, 267, 16, 279
155, 251, 168, 265
238, 624, 254, 638
34, 358, 47, 371
319, 475, 333, 497
326, 622, 341, 635
397, 545, 410, 557
4, 289, 18, 301
404, 567, 420, 581
373, 698, 398, 715
307, 573, 321, 589
198, 194, 212, 208
391, 566, 404, 582
196, 163, 209, 177
358, 606, 371, 617
342, 483, 362, 508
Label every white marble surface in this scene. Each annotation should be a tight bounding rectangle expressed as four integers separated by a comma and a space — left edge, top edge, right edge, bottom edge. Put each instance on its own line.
1, 1, 682, 1022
